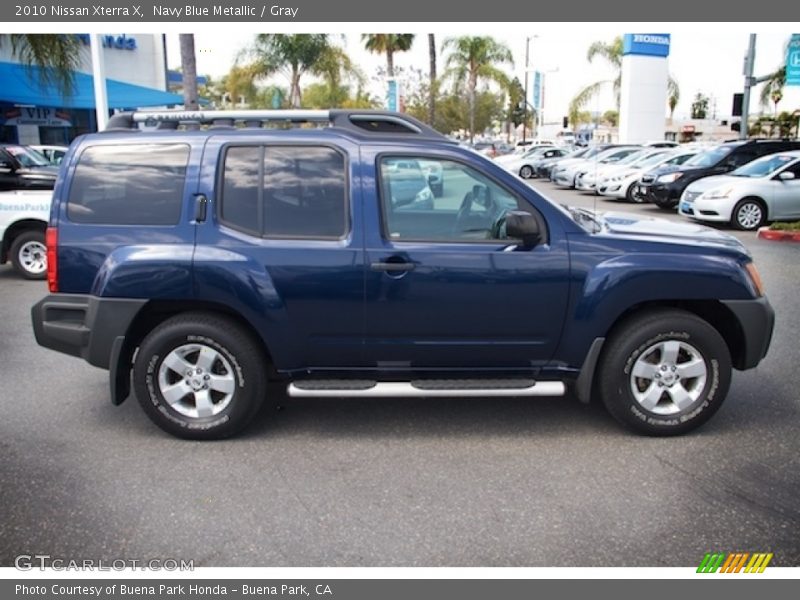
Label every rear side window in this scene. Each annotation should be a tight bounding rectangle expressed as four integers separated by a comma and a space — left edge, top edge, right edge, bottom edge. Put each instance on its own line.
220, 145, 347, 239
68, 144, 189, 225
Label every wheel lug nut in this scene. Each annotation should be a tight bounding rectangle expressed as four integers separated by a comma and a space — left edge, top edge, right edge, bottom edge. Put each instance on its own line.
204, 374, 210, 380
196, 368, 202, 374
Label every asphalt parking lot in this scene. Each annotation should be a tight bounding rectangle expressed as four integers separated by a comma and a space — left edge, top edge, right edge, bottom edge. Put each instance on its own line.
1, 180, 799, 568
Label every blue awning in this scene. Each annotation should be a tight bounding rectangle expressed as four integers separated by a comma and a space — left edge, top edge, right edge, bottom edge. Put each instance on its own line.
0, 62, 185, 109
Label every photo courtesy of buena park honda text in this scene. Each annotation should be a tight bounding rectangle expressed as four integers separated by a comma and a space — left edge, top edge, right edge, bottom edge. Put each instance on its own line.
0, 0, 798, 597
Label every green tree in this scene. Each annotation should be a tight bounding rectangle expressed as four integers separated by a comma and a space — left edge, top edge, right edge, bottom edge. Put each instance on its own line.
506, 77, 530, 133
690, 92, 710, 119
362, 34, 415, 79
0, 34, 82, 95
668, 78, 680, 120
244, 34, 333, 108
443, 35, 513, 142
601, 110, 619, 127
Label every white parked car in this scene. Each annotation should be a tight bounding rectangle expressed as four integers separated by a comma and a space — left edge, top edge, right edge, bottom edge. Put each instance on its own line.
0, 189, 52, 278
500, 146, 566, 179
553, 146, 641, 188
678, 151, 800, 230
575, 148, 669, 193
598, 149, 699, 202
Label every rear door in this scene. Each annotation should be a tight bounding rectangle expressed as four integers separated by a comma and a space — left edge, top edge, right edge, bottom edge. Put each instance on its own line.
194, 135, 365, 371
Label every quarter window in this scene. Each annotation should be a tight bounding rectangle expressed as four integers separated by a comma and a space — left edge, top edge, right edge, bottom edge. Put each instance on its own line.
221, 146, 347, 239
68, 144, 189, 225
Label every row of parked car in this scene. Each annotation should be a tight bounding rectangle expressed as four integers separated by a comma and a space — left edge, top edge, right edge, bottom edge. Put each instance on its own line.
499, 139, 800, 231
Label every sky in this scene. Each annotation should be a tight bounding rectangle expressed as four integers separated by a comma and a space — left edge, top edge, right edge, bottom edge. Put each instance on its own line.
163, 24, 799, 124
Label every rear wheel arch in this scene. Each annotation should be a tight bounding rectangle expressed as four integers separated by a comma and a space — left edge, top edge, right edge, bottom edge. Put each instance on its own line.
112, 301, 278, 405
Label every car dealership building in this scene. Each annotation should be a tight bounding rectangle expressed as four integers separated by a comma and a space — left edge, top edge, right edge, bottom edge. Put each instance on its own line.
0, 34, 183, 145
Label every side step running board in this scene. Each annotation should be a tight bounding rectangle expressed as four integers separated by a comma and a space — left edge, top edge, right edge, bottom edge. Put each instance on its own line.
287, 380, 565, 398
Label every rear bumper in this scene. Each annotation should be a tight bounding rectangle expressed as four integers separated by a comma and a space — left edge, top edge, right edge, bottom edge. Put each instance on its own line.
31, 294, 146, 369
722, 297, 775, 370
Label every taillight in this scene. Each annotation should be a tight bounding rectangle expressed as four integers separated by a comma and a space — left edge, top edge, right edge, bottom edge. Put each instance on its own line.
46, 227, 58, 293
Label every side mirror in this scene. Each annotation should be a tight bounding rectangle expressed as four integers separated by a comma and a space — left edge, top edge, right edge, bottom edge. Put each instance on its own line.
505, 211, 542, 248
778, 171, 796, 181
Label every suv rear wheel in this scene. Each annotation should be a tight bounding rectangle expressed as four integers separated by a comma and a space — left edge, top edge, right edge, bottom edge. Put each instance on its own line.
597, 309, 731, 436
133, 312, 267, 440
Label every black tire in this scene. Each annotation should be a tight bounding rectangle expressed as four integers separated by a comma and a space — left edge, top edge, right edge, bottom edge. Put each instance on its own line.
597, 309, 731, 436
9, 230, 47, 280
731, 197, 767, 231
133, 312, 267, 440
625, 182, 640, 203
655, 200, 677, 210
432, 183, 444, 197
519, 165, 534, 179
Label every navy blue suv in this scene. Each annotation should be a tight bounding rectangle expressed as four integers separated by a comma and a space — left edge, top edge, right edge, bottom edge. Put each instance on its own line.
32, 110, 774, 439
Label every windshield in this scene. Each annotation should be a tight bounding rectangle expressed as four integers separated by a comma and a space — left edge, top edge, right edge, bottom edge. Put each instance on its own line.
633, 151, 672, 168
731, 153, 797, 178
683, 145, 734, 168
523, 146, 553, 158
3, 145, 50, 167
613, 149, 649, 165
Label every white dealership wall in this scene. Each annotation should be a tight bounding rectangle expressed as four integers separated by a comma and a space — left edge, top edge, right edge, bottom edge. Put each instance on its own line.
618, 34, 670, 143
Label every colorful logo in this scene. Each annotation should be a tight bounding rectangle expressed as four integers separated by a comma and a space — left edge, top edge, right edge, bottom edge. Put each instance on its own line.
697, 552, 773, 573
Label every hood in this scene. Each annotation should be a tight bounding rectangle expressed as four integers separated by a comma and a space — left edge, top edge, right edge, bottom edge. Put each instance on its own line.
684, 174, 739, 194
597, 211, 747, 253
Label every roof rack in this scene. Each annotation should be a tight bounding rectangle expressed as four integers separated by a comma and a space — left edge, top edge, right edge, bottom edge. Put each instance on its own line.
104, 109, 454, 143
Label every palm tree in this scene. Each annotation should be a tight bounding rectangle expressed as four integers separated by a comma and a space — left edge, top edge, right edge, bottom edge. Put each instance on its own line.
428, 34, 437, 125
0, 34, 82, 95
443, 36, 513, 142
179, 34, 199, 110
568, 37, 624, 124
245, 34, 333, 108
668, 78, 680, 121
569, 36, 679, 126
362, 34, 415, 79
759, 67, 786, 115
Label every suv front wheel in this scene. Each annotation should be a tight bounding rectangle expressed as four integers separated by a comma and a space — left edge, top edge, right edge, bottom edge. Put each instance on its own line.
597, 309, 731, 436
133, 312, 267, 439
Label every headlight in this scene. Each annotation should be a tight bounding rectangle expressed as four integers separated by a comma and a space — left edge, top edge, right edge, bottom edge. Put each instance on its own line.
656, 172, 683, 184
700, 187, 733, 199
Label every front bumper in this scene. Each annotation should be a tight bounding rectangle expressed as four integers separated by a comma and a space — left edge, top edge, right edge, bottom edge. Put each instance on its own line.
31, 294, 146, 369
678, 197, 734, 223
633, 182, 678, 206
722, 296, 775, 370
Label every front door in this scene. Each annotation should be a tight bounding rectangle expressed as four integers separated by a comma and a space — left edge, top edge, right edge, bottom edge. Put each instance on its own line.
362, 151, 570, 372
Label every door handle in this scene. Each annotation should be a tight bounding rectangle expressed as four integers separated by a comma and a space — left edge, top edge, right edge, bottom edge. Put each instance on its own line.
193, 194, 208, 223
370, 261, 415, 273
